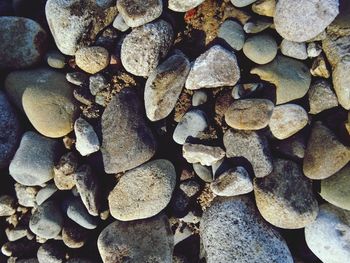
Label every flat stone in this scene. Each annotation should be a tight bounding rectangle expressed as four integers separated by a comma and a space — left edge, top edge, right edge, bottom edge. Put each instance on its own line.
305, 204, 350, 263
74, 118, 100, 156
251, 56, 311, 104
75, 46, 110, 74
46, 50, 65, 69
303, 122, 350, 180
36, 183, 58, 206
15, 183, 38, 207
308, 80, 338, 114
5, 226, 27, 242
101, 88, 157, 174
0, 195, 16, 216
108, 159, 176, 221
201, 196, 293, 263
252, 0, 276, 17
9, 131, 60, 186
112, 13, 129, 32
230, 0, 257, 7
185, 45, 240, 90
98, 214, 173, 263
145, 52, 190, 121
274, 0, 339, 42
243, 34, 277, 64
65, 197, 98, 229
225, 99, 274, 130
218, 20, 245, 51
62, 219, 88, 249
0, 16, 47, 69
192, 90, 207, 106
224, 129, 273, 178
280, 40, 308, 60
193, 163, 213, 182
269, 104, 308, 140
183, 143, 225, 166
169, 0, 205, 12
243, 19, 272, 34
121, 20, 174, 77
37, 241, 65, 263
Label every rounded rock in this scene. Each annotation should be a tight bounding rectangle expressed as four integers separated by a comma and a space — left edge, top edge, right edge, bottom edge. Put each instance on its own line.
192, 90, 207, 106
169, 0, 205, 12
243, 34, 277, 64
37, 241, 65, 263
46, 50, 65, 69
218, 20, 245, 51
75, 46, 110, 74
280, 39, 308, 60
308, 80, 338, 114
74, 117, 100, 156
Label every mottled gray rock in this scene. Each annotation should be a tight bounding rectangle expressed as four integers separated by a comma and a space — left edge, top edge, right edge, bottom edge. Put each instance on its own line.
169, 0, 204, 12
243, 34, 277, 64
75, 46, 110, 74
183, 143, 225, 166
89, 74, 109, 95
252, 0, 276, 17
201, 196, 293, 263
218, 20, 245, 51
37, 241, 65, 263
9, 132, 60, 186
193, 163, 213, 182
224, 129, 273, 178
179, 180, 201, 198
108, 159, 176, 221
121, 20, 174, 77
305, 204, 350, 263
185, 45, 240, 90
112, 13, 129, 32
101, 88, 156, 174
98, 214, 173, 263
15, 183, 38, 207
45, 0, 118, 55
74, 118, 100, 156
243, 19, 272, 34
46, 50, 65, 69
36, 183, 58, 206
0, 16, 47, 69
230, 0, 257, 7
145, 52, 190, 121
192, 90, 207, 106
65, 197, 98, 229
308, 80, 338, 114
280, 40, 308, 60
0, 195, 16, 216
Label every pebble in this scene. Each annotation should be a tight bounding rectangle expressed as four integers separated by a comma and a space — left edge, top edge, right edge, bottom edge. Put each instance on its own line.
29, 200, 63, 239
303, 121, 350, 180
36, 183, 58, 206
98, 214, 173, 263
0, 91, 21, 169
75, 46, 110, 74
230, 0, 257, 7
101, 88, 157, 174
254, 159, 318, 229
218, 20, 245, 51
274, 0, 339, 42
0, 195, 16, 216
46, 50, 65, 69
74, 118, 100, 156
62, 219, 88, 249
183, 143, 225, 166
5, 68, 78, 138
305, 204, 350, 263
224, 129, 273, 178
192, 90, 207, 106
9, 131, 60, 186
117, 0, 162, 27
46, 0, 118, 55
6, 226, 27, 242
269, 104, 308, 140
66, 72, 89, 87
225, 99, 274, 130
179, 180, 201, 198
308, 80, 338, 114
65, 197, 98, 230
186, 45, 240, 90
307, 42, 322, 58
15, 183, 38, 207
272, 132, 306, 160
243, 34, 277, 64
333, 56, 350, 110
112, 13, 130, 32
145, 52, 190, 121
121, 19, 174, 76
54, 152, 78, 190
170, 189, 190, 217
252, 0, 276, 17
0, 16, 47, 69
37, 241, 65, 263
193, 163, 213, 182
310, 54, 330, 78
280, 39, 308, 60
243, 19, 272, 34
201, 196, 293, 263
320, 164, 350, 210
1, 239, 38, 258
89, 74, 109, 96
173, 110, 208, 145
169, 0, 205, 12
210, 166, 253, 196
251, 56, 311, 104
108, 159, 176, 221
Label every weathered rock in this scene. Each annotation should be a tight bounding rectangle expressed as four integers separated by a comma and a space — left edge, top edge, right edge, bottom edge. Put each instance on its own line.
54, 152, 78, 190
185, 45, 240, 90
65, 197, 98, 229
5, 226, 28, 242
74, 118, 100, 156
89, 74, 109, 96
98, 214, 173, 263
75, 46, 110, 74
0, 16, 47, 69
251, 56, 311, 104
274, 0, 339, 42
230, 0, 257, 7
169, 0, 205, 12
252, 0, 275, 17
15, 183, 38, 207
1, 239, 39, 258
303, 121, 350, 180
193, 163, 213, 182
121, 19, 173, 77
224, 129, 273, 178
145, 52, 190, 121
0, 195, 16, 216
45, 0, 118, 55
310, 54, 330, 78
243, 34, 277, 64
66, 72, 89, 87
37, 241, 65, 263
36, 183, 58, 206
108, 159, 176, 221
218, 20, 245, 51
201, 196, 293, 263
183, 143, 225, 166
308, 80, 338, 114
280, 40, 308, 60
305, 204, 350, 263
307, 42, 322, 58
179, 180, 201, 198
333, 57, 350, 110
62, 219, 88, 249
225, 99, 274, 130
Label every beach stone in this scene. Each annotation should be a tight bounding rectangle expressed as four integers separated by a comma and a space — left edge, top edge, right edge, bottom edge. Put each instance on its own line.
185, 45, 240, 90
0, 16, 47, 69
62, 219, 89, 249
29, 200, 63, 239
75, 46, 110, 74
308, 80, 338, 114
183, 143, 225, 166
218, 20, 245, 51
179, 180, 201, 198
89, 74, 109, 95
173, 110, 208, 145
224, 129, 273, 178
274, 0, 339, 42
251, 56, 311, 104
192, 90, 207, 106
193, 164, 213, 182
280, 40, 308, 60
254, 159, 318, 229
230, 0, 257, 7
46, 50, 65, 69
74, 118, 100, 156
65, 197, 98, 229
0, 195, 16, 216
145, 52, 190, 121
0, 91, 21, 169
108, 159, 176, 221
333, 57, 350, 110
243, 19, 272, 34
66, 72, 89, 87
320, 164, 350, 210
225, 99, 274, 130
310, 54, 331, 78
37, 241, 65, 263
252, 0, 275, 17
15, 183, 38, 207
112, 13, 129, 32
36, 183, 58, 206
303, 121, 350, 180
272, 132, 306, 160
9, 131, 60, 186
210, 166, 253, 196
305, 203, 350, 263
101, 88, 156, 174
98, 214, 173, 263
45, 0, 118, 55
269, 104, 308, 140
307, 42, 322, 58
169, 0, 205, 12
243, 34, 277, 64
54, 152, 78, 190
201, 196, 293, 263
121, 19, 174, 77
2, 239, 39, 258
5, 226, 28, 242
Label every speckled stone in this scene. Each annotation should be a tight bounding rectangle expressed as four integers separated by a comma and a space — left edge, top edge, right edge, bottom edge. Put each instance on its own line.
243, 34, 277, 64
75, 46, 110, 74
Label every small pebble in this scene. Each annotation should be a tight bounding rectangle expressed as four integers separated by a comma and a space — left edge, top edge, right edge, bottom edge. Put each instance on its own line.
53, 152, 78, 190
193, 163, 213, 182
0, 195, 16, 216
243, 19, 272, 34
230, 0, 257, 7
66, 72, 89, 86
307, 42, 322, 58
169, 0, 205, 12
62, 219, 88, 249
74, 118, 100, 156
280, 39, 308, 60
308, 80, 338, 114
75, 46, 110, 74
179, 180, 201, 198
310, 54, 330, 78
252, 0, 276, 17
218, 20, 245, 51
243, 34, 277, 64
36, 183, 58, 206
89, 74, 109, 96
37, 241, 65, 263
15, 183, 38, 207
5, 226, 27, 242
112, 13, 130, 32
183, 143, 225, 166
46, 50, 65, 69
192, 90, 207, 106
65, 197, 98, 230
